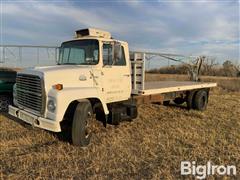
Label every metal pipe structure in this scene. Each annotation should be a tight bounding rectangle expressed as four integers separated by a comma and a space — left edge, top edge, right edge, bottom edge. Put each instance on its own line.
0, 45, 59, 67
0, 44, 199, 70
0, 44, 59, 48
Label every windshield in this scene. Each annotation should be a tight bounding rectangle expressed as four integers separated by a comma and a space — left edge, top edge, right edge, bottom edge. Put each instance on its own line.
58, 40, 99, 65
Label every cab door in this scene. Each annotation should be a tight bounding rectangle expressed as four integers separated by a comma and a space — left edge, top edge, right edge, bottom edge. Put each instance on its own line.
100, 41, 131, 103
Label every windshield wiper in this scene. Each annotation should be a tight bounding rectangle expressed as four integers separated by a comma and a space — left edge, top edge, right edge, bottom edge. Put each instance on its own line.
59, 63, 78, 65
81, 61, 98, 65
58, 62, 97, 65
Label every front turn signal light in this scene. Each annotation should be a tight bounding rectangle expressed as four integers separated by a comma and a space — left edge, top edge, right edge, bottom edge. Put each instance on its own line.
53, 84, 63, 90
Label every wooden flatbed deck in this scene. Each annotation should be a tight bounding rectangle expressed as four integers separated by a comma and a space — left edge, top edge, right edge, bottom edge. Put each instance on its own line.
140, 81, 217, 95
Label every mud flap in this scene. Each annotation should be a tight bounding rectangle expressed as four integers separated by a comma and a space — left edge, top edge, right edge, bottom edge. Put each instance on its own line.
104, 115, 108, 127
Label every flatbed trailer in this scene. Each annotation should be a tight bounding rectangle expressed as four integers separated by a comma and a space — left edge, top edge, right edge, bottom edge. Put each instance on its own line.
129, 52, 216, 106
143, 81, 216, 95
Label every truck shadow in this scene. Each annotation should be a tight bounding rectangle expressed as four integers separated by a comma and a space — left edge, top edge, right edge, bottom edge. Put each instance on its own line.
2, 112, 72, 143
1, 103, 188, 145
153, 103, 189, 110
166, 103, 189, 110
2, 112, 36, 130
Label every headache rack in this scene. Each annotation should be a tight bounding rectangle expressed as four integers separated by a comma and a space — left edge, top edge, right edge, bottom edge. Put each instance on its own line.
130, 53, 145, 94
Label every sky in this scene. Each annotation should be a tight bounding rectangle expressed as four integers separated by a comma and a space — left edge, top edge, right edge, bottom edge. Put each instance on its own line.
0, 0, 240, 65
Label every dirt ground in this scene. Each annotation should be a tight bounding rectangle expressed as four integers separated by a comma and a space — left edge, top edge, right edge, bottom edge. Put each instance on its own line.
0, 75, 240, 179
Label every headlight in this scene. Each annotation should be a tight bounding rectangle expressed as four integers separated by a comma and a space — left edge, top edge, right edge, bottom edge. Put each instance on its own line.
47, 99, 56, 112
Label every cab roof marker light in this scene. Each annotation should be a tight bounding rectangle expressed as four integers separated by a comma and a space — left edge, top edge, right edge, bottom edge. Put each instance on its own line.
75, 28, 112, 39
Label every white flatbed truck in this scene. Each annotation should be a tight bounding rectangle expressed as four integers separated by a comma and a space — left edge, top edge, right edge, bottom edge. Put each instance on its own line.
8, 28, 217, 146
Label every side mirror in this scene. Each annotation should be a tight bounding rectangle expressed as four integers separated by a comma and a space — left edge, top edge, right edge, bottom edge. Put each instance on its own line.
57, 47, 63, 65
113, 42, 121, 64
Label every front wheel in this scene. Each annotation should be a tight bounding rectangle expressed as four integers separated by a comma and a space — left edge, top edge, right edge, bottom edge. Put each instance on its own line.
72, 100, 94, 146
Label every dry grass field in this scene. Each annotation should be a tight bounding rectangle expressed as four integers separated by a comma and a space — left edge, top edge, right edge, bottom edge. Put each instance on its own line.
0, 74, 239, 179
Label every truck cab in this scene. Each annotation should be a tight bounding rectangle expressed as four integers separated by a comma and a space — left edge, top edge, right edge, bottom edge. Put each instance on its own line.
9, 29, 135, 146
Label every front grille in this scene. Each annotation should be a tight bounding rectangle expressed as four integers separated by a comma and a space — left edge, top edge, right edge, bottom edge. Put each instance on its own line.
16, 74, 45, 115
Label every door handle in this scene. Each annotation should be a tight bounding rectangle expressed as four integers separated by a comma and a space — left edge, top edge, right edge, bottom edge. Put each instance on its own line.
123, 74, 130, 77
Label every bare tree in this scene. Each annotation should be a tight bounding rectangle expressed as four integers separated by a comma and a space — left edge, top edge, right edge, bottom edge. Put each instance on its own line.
201, 57, 218, 76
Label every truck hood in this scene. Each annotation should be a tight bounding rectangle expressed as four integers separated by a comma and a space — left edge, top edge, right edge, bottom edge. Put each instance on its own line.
19, 65, 95, 93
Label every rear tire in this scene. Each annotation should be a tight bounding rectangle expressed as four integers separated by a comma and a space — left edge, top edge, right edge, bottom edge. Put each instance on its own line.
0, 95, 12, 112
186, 91, 195, 110
193, 90, 208, 111
72, 100, 94, 146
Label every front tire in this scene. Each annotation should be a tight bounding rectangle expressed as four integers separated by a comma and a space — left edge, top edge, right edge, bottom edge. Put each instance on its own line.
0, 95, 12, 112
72, 100, 94, 146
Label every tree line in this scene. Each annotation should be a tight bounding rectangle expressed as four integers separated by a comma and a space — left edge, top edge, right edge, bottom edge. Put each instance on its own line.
148, 58, 240, 77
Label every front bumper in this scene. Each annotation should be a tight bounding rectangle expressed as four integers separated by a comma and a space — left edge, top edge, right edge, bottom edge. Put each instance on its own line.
8, 105, 61, 132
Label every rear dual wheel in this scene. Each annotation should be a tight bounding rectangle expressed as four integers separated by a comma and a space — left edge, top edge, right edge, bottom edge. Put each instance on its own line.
193, 90, 208, 111
173, 98, 185, 105
163, 98, 185, 106
187, 89, 208, 111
